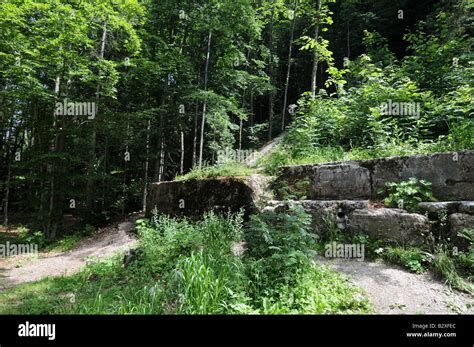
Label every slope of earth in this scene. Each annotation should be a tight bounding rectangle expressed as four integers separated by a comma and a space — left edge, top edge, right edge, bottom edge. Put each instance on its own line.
0, 218, 138, 291
316, 256, 474, 314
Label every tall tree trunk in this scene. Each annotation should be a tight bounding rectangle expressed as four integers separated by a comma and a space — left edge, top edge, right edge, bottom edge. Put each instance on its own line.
142, 119, 151, 212
180, 131, 184, 174
192, 101, 199, 168
282, 0, 298, 131
250, 93, 254, 126
267, 3, 275, 141
198, 27, 212, 169
346, 20, 350, 59
86, 20, 107, 210
101, 136, 108, 208
3, 157, 11, 227
47, 75, 61, 238
154, 87, 167, 182
3, 116, 15, 228
3, 130, 14, 228
156, 108, 165, 182
311, 0, 322, 98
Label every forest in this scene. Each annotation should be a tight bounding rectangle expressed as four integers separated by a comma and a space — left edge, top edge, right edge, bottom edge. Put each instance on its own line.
0, 0, 473, 320
1, 0, 472, 236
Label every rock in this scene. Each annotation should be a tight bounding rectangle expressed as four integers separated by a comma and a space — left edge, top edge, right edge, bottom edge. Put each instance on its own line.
448, 213, 474, 249
364, 151, 474, 201
418, 202, 460, 218
313, 164, 371, 199
146, 174, 270, 219
230, 241, 246, 256
349, 208, 430, 245
123, 248, 144, 267
459, 201, 474, 215
264, 200, 369, 234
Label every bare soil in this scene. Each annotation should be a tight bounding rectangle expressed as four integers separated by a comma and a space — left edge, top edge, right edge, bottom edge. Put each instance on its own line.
0, 218, 138, 290
316, 256, 474, 314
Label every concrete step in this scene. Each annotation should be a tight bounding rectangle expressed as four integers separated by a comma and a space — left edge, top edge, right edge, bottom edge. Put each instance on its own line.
264, 199, 474, 248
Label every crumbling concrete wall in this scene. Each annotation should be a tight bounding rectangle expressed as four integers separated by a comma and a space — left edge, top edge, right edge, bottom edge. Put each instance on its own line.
146, 174, 270, 219
278, 151, 474, 201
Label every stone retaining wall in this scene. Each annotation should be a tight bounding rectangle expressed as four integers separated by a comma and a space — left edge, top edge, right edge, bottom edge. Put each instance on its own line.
278, 151, 474, 201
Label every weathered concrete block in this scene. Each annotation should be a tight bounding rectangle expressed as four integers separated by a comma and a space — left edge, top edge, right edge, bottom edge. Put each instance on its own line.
264, 200, 369, 233
278, 151, 474, 201
448, 213, 474, 249
362, 151, 474, 200
349, 208, 430, 245
418, 202, 460, 218
278, 163, 371, 199
459, 201, 474, 215
312, 164, 371, 199
146, 174, 270, 219
448, 213, 474, 234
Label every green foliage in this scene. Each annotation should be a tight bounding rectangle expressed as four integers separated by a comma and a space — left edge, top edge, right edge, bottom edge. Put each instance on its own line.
433, 248, 473, 294
168, 250, 246, 314
383, 247, 431, 274
0, 209, 370, 314
175, 163, 255, 181
244, 206, 317, 289
383, 178, 436, 212
18, 228, 47, 248
454, 229, 474, 282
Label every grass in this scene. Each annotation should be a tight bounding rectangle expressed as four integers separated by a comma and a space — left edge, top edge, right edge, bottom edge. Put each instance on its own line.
0, 209, 371, 314
258, 140, 468, 175
175, 162, 256, 181
0, 223, 95, 254
43, 233, 84, 252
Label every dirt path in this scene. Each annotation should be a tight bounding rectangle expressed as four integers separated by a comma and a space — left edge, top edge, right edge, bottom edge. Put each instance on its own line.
0, 219, 138, 290
245, 135, 282, 167
316, 256, 474, 314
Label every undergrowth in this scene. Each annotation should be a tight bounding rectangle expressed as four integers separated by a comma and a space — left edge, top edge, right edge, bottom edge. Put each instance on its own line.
0, 208, 370, 314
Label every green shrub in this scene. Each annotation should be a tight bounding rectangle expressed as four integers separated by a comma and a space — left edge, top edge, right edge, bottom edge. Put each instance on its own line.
383, 247, 432, 274
383, 177, 436, 212
175, 162, 254, 181
18, 228, 47, 248
244, 205, 317, 291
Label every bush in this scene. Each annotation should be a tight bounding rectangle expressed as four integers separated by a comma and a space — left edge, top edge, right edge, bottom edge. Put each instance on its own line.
18, 228, 47, 248
382, 178, 436, 212
175, 162, 254, 181
244, 206, 317, 291
383, 247, 432, 274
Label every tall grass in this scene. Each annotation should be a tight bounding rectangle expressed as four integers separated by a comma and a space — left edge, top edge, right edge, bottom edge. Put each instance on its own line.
0, 209, 371, 314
